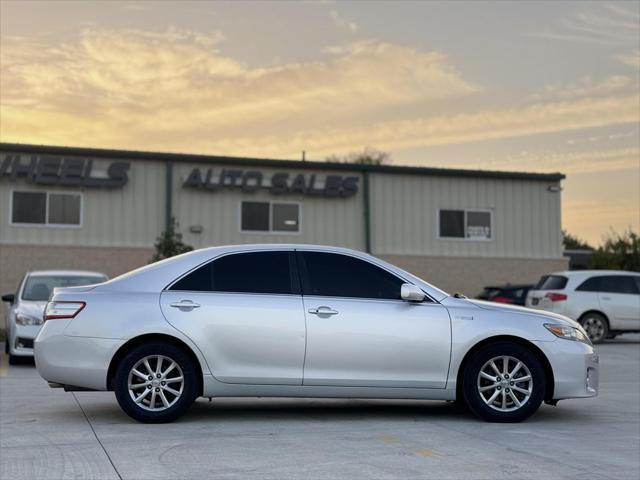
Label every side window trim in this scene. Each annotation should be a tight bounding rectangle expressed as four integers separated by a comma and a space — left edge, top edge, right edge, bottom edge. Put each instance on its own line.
165, 249, 301, 295
295, 249, 434, 302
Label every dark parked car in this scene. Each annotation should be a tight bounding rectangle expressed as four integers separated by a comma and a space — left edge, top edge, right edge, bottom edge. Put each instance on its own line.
477, 284, 533, 306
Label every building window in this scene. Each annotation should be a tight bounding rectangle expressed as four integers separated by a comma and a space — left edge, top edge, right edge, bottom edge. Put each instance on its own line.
240, 201, 300, 233
11, 191, 81, 226
241, 201, 270, 232
439, 209, 491, 240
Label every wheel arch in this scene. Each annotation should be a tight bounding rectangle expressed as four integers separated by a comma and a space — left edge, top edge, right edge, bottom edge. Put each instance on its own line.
107, 333, 204, 395
455, 335, 555, 401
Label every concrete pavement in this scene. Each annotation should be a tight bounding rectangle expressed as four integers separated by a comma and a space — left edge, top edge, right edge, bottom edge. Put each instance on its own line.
1, 337, 639, 480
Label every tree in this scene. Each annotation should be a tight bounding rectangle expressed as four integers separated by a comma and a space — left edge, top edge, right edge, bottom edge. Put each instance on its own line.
326, 147, 390, 165
589, 229, 639, 272
151, 218, 193, 263
562, 230, 593, 250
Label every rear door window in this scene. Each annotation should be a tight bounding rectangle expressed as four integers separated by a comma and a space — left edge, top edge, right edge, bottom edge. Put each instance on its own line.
600, 276, 640, 295
577, 275, 640, 294
170, 251, 296, 294
534, 275, 568, 290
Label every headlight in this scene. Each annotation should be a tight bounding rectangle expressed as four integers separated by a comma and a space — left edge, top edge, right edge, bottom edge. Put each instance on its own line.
544, 323, 591, 345
15, 313, 43, 326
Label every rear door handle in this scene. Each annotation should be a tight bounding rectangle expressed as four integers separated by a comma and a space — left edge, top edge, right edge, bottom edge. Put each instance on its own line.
170, 300, 201, 310
601, 297, 611, 301
308, 306, 339, 316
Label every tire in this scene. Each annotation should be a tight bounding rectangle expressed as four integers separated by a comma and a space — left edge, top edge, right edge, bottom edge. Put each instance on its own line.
8, 354, 19, 365
114, 342, 198, 423
462, 342, 546, 423
579, 313, 608, 344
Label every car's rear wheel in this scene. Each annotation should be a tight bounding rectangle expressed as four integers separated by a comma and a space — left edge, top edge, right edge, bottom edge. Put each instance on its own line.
580, 313, 608, 344
114, 342, 198, 423
462, 342, 545, 422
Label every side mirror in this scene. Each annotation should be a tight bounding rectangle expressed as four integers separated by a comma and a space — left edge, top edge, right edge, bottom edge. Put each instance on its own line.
401, 284, 425, 302
1, 293, 15, 304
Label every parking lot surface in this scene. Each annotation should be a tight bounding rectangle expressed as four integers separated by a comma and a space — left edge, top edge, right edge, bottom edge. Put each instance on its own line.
1, 337, 638, 480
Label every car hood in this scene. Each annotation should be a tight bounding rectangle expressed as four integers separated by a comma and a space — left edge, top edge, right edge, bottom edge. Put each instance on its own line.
467, 299, 583, 329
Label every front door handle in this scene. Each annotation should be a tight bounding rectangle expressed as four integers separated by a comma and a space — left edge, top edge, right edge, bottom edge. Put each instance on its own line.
170, 300, 201, 311
601, 296, 611, 301
308, 306, 339, 316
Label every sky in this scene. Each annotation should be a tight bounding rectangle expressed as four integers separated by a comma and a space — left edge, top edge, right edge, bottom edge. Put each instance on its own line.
1, 0, 638, 245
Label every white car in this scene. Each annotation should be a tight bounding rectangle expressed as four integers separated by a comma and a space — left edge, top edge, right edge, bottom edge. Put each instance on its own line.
526, 270, 640, 344
2, 270, 107, 364
34, 245, 598, 423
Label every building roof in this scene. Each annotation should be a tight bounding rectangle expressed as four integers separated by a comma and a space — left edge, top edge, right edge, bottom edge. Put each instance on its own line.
0, 142, 565, 182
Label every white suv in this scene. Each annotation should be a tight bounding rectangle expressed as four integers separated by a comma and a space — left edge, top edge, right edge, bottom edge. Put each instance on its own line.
526, 270, 640, 343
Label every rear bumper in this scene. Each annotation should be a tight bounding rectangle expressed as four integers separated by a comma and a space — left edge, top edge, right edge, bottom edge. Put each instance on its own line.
34, 320, 123, 391
533, 339, 599, 400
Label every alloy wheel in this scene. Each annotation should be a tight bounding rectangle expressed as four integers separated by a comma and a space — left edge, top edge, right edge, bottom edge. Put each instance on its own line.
127, 355, 184, 412
582, 316, 605, 343
477, 355, 533, 412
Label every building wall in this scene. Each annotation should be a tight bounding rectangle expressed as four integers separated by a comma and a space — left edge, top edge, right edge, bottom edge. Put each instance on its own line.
0, 243, 153, 295
370, 173, 563, 258
171, 162, 365, 251
0, 157, 165, 247
379, 254, 569, 297
0, 146, 567, 299
0, 243, 568, 299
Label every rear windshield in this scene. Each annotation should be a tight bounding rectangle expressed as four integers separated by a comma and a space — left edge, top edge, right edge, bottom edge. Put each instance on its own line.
21, 275, 106, 301
534, 275, 568, 290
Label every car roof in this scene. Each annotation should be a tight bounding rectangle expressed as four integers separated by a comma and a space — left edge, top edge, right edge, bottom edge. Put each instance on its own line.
547, 270, 640, 277
27, 270, 107, 277
95, 244, 449, 301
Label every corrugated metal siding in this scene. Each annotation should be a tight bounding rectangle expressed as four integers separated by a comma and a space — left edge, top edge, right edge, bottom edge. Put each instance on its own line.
370, 173, 562, 258
1, 151, 562, 259
0, 158, 165, 247
171, 163, 365, 250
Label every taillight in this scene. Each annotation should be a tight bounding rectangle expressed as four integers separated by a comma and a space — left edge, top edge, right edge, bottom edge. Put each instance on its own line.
44, 301, 86, 321
545, 292, 567, 302
493, 296, 515, 304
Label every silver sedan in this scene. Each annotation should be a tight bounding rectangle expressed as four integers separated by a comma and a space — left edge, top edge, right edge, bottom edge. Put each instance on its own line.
34, 245, 598, 423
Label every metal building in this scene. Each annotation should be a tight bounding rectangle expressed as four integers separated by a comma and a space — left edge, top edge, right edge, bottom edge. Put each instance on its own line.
0, 143, 568, 296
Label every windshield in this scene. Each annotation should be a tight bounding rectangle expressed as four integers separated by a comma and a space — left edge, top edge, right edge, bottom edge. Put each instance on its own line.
21, 275, 106, 301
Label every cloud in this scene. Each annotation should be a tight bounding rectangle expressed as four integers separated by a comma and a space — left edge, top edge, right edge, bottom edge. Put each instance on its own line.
330, 10, 358, 33
616, 49, 640, 69
534, 4, 639, 71
529, 75, 637, 101
0, 26, 638, 161
0, 28, 478, 148
535, 4, 639, 46
122, 3, 149, 12
482, 147, 640, 175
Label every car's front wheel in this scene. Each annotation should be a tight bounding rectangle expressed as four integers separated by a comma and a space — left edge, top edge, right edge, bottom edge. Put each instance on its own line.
462, 342, 545, 422
114, 342, 198, 423
579, 312, 608, 344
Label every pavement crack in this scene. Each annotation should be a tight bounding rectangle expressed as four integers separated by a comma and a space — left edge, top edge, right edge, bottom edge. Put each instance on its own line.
72, 392, 123, 480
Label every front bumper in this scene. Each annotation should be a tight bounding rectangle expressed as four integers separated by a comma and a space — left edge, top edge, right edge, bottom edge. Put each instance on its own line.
8, 324, 42, 357
34, 320, 123, 391
534, 339, 599, 400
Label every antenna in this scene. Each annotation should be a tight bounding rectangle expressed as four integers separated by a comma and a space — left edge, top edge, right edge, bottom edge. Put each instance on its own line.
302, 150, 306, 162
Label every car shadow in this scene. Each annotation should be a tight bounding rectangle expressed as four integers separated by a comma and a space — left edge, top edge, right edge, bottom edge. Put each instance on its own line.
169, 397, 587, 425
